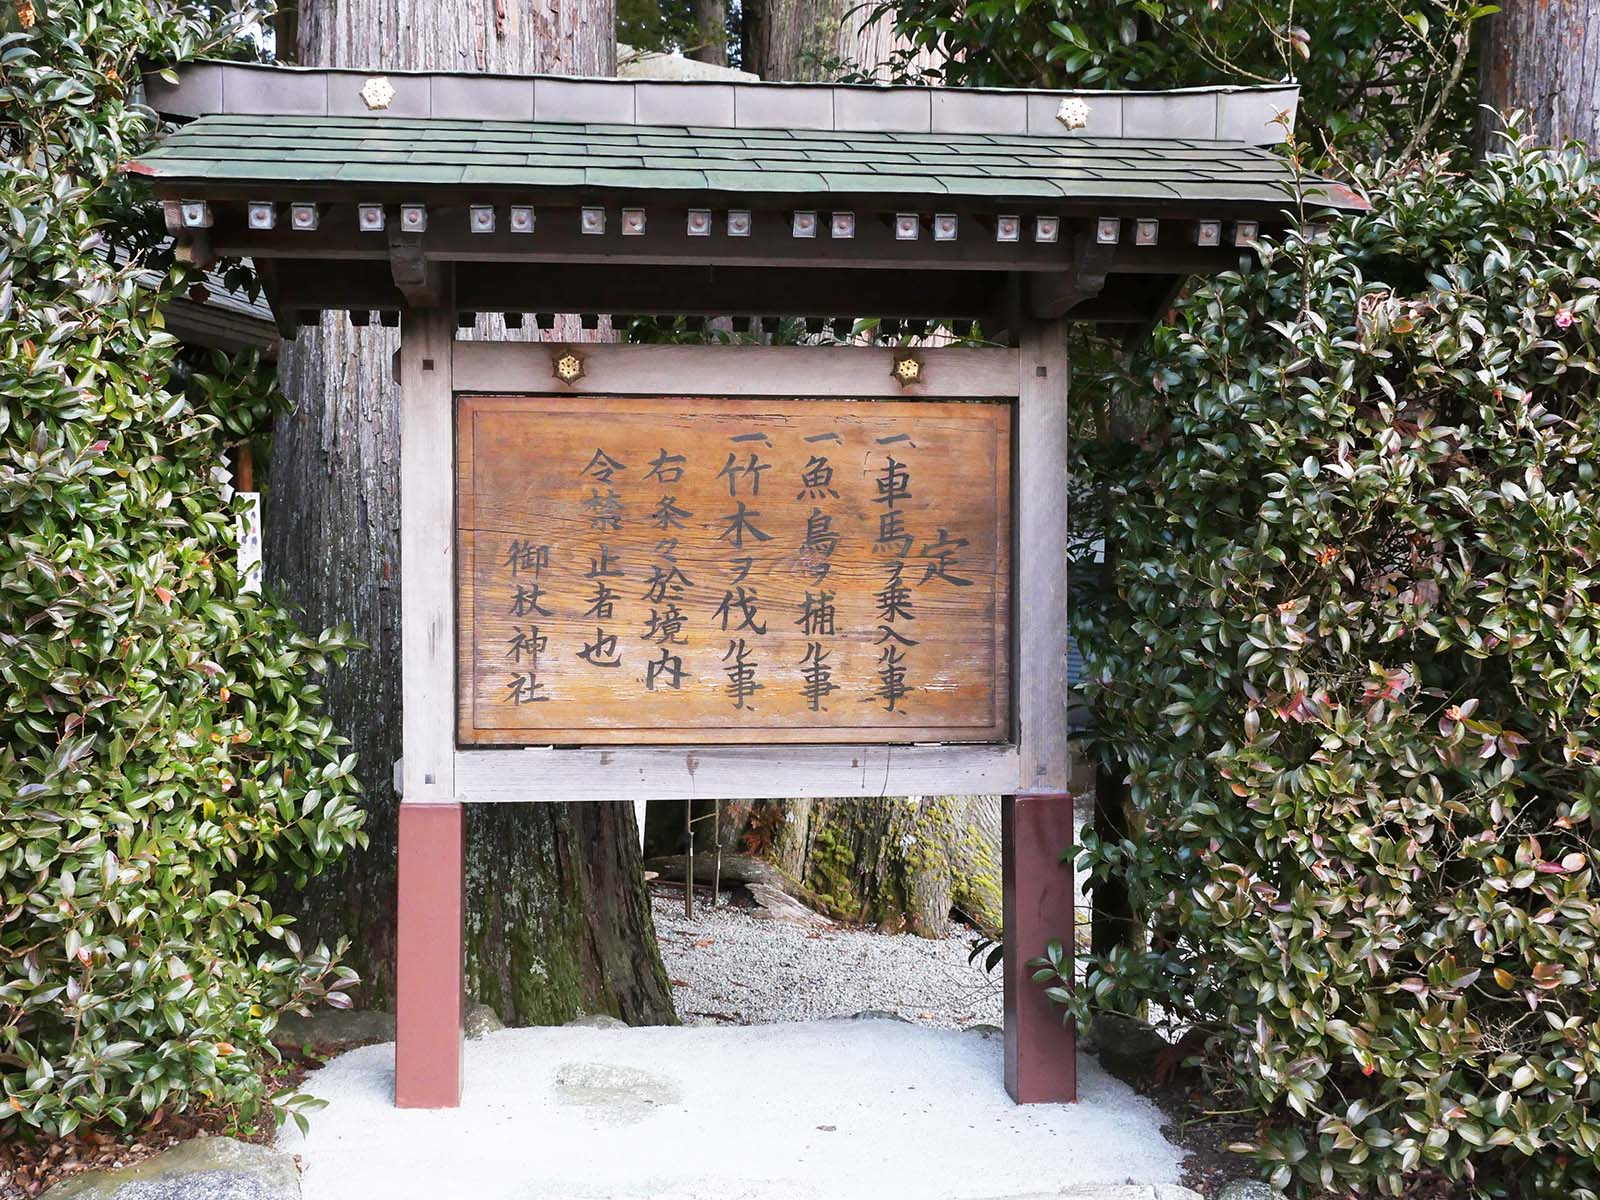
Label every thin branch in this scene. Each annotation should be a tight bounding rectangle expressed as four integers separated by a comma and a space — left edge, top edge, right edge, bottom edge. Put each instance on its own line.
1392, 28, 1473, 169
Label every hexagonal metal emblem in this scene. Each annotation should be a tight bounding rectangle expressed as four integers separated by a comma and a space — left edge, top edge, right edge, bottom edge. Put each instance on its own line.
360, 76, 396, 111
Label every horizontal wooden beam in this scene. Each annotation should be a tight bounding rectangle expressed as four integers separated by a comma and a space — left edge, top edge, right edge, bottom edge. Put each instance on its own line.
255, 258, 1190, 324
451, 341, 1021, 397
202, 203, 1250, 277
265, 259, 1014, 320
211, 204, 1071, 273
452, 742, 1022, 801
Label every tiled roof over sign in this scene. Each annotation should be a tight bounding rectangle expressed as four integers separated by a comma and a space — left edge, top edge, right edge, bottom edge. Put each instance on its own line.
134, 113, 1348, 209
131, 61, 1365, 212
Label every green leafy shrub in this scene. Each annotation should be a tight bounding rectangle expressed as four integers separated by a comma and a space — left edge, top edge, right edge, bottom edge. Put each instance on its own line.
1, 3, 366, 1135
862, 0, 1488, 166
1065, 135, 1600, 1197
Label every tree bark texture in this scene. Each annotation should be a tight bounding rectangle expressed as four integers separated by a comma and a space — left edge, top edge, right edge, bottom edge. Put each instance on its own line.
783, 797, 1002, 936
741, 0, 937, 82
265, 314, 402, 997
1479, 0, 1600, 149
652, 797, 1004, 935
268, 0, 676, 1026
687, 0, 728, 65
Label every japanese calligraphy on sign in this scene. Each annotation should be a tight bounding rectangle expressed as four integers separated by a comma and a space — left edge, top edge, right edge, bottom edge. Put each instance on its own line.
456, 395, 1010, 745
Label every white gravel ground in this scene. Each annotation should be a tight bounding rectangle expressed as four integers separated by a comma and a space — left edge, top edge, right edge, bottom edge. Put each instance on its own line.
279, 1020, 1191, 1200
651, 891, 1004, 1029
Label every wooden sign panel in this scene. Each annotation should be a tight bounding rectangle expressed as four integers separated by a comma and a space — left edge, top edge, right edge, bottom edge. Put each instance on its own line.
456, 395, 1010, 745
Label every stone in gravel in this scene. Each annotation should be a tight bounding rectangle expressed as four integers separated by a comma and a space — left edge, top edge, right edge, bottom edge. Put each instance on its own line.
963, 1023, 1003, 1040
835, 1010, 913, 1024
269, 1008, 394, 1052
564, 1013, 628, 1029
743, 881, 834, 928
1214, 1182, 1282, 1200
1086, 1013, 1171, 1081
42, 1137, 298, 1200
552, 1061, 680, 1124
465, 1002, 504, 1039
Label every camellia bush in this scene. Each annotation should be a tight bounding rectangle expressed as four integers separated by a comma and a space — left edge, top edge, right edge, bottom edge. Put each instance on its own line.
1062, 134, 1600, 1197
1, 4, 366, 1136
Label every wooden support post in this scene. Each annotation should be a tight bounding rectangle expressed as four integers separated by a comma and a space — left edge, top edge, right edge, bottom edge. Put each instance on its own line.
1003, 793, 1078, 1104
1015, 317, 1070, 792
396, 801, 464, 1107
398, 304, 456, 806
395, 301, 462, 1107
1003, 315, 1076, 1103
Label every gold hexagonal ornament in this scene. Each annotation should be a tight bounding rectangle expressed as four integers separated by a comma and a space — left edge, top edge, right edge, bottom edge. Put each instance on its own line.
360, 76, 396, 111
891, 353, 923, 386
1056, 97, 1091, 131
553, 350, 585, 384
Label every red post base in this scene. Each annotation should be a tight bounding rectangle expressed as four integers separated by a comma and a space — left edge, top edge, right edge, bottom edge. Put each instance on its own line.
396, 801, 464, 1108
1002, 793, 1078, 1104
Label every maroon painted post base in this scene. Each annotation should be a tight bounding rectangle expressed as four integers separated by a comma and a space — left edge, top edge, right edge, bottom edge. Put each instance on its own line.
1002, 793, 1078, 1103
395, 802, 465, 1108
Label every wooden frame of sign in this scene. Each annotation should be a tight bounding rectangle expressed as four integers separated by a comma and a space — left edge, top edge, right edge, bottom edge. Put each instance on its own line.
395, 313, 1073, 1110
426, 336, 1067, 799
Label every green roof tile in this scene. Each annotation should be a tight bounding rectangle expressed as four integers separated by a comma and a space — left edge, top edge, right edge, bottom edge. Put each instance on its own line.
336, 162, 465, 183
132, 112, 1348, 208
585, 166, 708, 189
461, 165, 584, 185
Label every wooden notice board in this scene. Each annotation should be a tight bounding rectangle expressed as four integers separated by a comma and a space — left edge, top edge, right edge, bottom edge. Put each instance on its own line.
456, 395, 1011, 745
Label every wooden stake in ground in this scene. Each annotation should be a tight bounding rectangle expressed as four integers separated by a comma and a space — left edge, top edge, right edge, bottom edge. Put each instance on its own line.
713, 800, 723, 908
685, 798, 695, 921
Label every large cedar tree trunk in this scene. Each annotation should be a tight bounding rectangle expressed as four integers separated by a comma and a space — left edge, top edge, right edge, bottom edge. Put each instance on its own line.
267, 0, 676, 1026
1479, 0, 1599, 148
687, 0, 728, 66
742, 0, 936, 82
